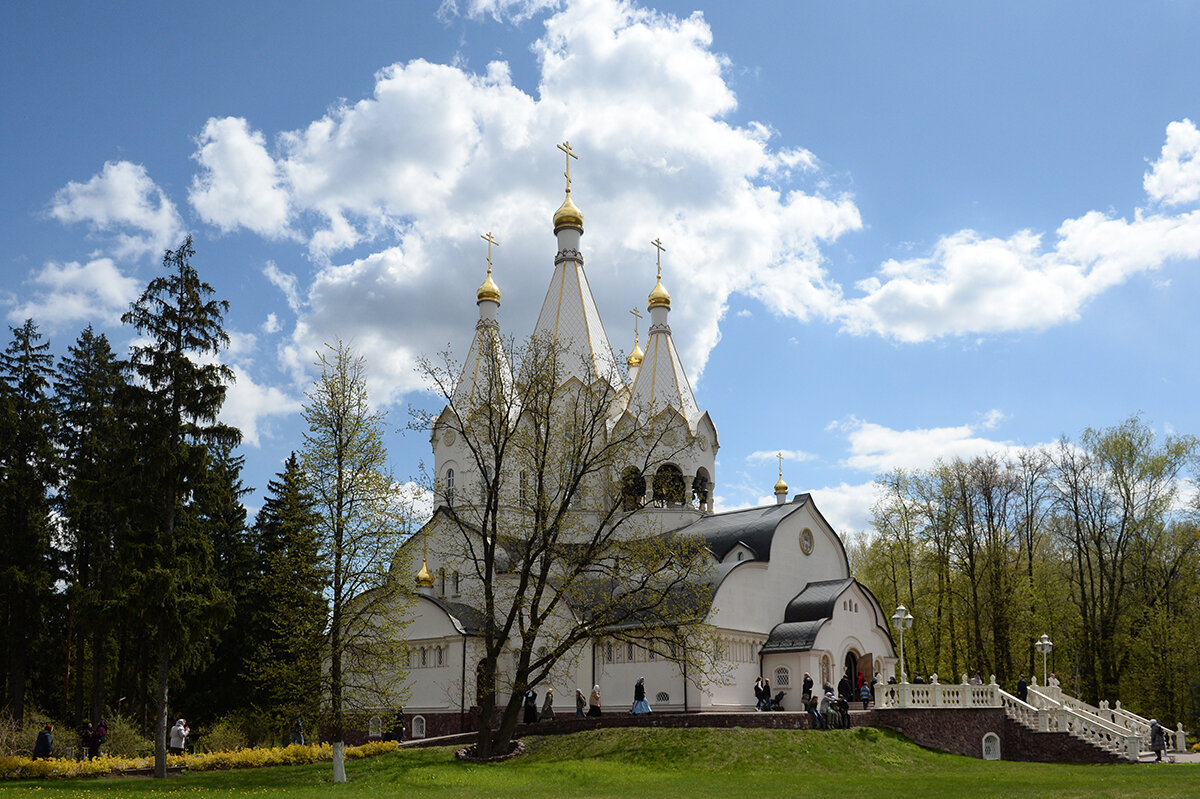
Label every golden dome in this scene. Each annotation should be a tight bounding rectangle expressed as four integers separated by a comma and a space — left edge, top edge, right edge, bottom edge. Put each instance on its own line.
476, 267, 500, 304
627, 341, 644, 367
774, 477, 789, 495
416, 559, 434, 589
553, 191, 584, 231
647, 274, 671, 309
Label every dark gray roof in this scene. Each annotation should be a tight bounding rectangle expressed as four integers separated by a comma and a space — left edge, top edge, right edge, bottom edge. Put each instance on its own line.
783, 578, 855, 623
421, 594, 488, 635
674, 495, 813, 561
760, 578, 855, 653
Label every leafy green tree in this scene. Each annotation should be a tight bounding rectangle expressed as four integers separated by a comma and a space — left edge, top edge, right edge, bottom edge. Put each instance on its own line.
300, 342, 412, 781
121, 236, 239, 776
55, 326, 132, 723
243, 453, 326, 735
0, 319, 60, 720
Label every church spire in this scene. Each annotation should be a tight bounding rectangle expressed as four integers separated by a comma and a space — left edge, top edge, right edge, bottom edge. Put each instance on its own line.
453, 232, 512, 410
530, 141, 623, 389
627, 238, 700, 424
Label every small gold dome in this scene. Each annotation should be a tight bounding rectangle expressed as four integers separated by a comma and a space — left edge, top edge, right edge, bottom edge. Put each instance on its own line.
553, 191, 584, 231
647, 274, 671, 309
627, 341, 644, 367
774, 477, 789, 495
477, 268, 501, 304
416, 559, 434, 589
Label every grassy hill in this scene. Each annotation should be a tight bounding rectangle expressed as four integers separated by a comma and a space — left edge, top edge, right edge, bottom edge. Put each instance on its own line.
4, 727, 1196, 798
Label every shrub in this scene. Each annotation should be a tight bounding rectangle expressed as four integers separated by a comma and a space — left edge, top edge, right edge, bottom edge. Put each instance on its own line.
200, 717, 249, 753
102, 715, 153, 758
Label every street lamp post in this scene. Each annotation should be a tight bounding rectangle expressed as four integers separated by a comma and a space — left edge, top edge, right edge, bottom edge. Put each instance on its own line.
891, 605, 914, 683
1035, 634, 1053, 687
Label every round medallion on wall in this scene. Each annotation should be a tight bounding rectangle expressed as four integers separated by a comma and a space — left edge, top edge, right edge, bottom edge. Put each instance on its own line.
799, 528, 814, 556
443, 429, 456, 446
697, 435, 708, 451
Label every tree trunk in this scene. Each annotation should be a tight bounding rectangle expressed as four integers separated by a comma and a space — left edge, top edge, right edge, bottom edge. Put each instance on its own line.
154, 636, 169, 778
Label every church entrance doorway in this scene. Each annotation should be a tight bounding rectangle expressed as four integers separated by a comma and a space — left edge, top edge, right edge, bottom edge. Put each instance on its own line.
843, 652, 858, 700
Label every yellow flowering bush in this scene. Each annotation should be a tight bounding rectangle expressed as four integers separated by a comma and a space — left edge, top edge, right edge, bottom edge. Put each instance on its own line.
0, 740, 399, 779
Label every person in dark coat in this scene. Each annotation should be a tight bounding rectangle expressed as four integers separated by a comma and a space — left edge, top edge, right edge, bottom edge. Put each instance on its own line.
290, 716, 305, 745
523, 689, 538, 723
540, 689, 555, 721
753, 676, 765, 710
838, 672, 852, 701
575, 688, 587, 718
1016, 675, 1028, 702
631, 677, 651, 714
802, 672, 813, 701
1150, 719, 1166, 762
89, 719, 107, 759
33, 724, 53, 759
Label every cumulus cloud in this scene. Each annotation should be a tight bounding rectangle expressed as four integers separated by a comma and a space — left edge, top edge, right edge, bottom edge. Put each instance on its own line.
220, 364, 303, 447
190, 117, 292, 237
187, 0, 860, 403
7, 258, 139, 328
828, 413, 1030, 474
839, 121, 1200, 342
263, 261, 302, 312
1144, 118, 1200, 206
49, 161, 184, 260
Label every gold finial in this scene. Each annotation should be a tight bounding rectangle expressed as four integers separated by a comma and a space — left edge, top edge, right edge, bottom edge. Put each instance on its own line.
417, 529, 433, 588
774, 452, 789, 494
553, 141, 584, 231
627, 307, 644, 367
477, 231, 501, 304
647, 238, 671, 309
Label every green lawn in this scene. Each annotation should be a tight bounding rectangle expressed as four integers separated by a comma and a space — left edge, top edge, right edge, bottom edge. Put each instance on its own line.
3, 728, 1196, 799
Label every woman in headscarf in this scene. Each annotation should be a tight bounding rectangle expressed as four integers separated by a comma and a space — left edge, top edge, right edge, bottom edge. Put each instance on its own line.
523, 689, 538, 724
575, 688, 587, 718
631, 677, 652, 714
587, 685, 602, 716
540, 688, 555, 721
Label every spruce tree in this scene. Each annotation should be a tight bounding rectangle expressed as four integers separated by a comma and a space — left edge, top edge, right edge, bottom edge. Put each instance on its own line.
55, 326, 131, 724
121, 237, 239, 776
0, 320, 59, 720
244, 453, 326, 734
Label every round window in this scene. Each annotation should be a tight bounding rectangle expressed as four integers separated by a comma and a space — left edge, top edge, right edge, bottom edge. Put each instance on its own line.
800, 528, 814, 555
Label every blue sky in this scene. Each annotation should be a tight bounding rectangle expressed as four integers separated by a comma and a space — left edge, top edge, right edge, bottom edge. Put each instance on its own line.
4, 1, 1200, 533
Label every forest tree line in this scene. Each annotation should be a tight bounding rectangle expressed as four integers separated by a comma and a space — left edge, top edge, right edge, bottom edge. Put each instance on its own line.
851, 416, 1200, 730
0, 239, 406, 763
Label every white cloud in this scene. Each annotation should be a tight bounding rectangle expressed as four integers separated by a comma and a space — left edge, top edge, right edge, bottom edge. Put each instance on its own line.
828, 412, 1034, 475
7, 258, 139, 329
808, 481, 879, 535
838, 120, 1200, 342
746, 449, 816, 464
1144, 118, 1200, 206
262, 312, 281, 334
49, 161, 184, 260
263, 261, 302, 312
220, 365, 303, 448
190, 117, 292, 237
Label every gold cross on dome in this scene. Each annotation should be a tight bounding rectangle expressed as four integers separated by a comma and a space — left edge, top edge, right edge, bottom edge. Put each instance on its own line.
481, 231, 499, 271
778, 451, 784, 479
630, 307, 642, 344
651, 238, 666, 278
557, 141, 578, 192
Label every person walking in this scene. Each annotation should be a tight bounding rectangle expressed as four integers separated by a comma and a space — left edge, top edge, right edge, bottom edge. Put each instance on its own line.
32, 724, 53, 759
859, 681, 871, 710
89, 719, 107, 760
631, 677, 652, 715
762, 677, 772, 710
290, 716, 305, 745
1150, 719, 1166, 762
1016, 675, 1028, 702
754, 676, 765, 711
575, 688, 587, 718
540, 689, 555, 721
169, 718, 189, 755
588, 685, 602, 717
523, 689, 539, 724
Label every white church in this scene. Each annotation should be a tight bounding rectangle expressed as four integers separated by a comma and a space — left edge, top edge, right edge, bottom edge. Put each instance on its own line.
385, 146, 897, 739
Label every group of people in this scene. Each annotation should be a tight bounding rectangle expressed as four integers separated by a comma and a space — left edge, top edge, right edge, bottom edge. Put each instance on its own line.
31, 719, 109, 760
523, 679, 653, 723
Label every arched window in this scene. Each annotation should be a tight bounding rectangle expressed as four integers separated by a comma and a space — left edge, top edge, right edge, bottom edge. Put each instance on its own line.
519, 470, 529, 505
411, 716, 426, 739
446, 468, 455, 506
605, 643, 613, 663
439, 568, 446, 595
453, 571, 460, 594
436, 647, 444, 667
774, 666, 791, 687
821, 655, 831, 687
368, 716, 383, 738
692, 468, 710, 507
420, 648, 427, 668
652, 464, 686, 506
620, 467, 646, 511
